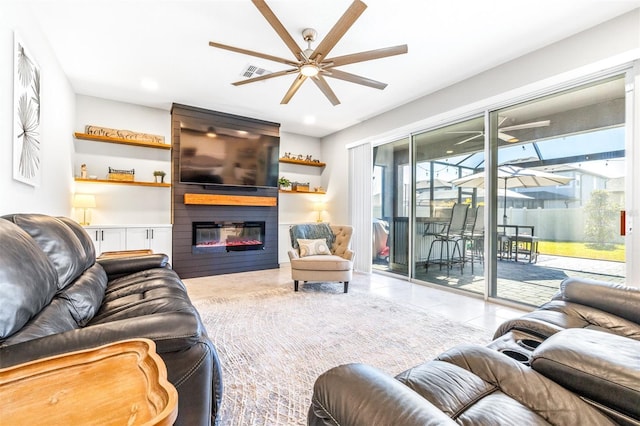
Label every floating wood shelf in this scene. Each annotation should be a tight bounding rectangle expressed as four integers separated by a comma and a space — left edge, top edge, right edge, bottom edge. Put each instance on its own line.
184, 193, 277, 207
74, 177, 170, 187
74, 132, 171, 150
279, 158, 325, 167
279, 189, 326, 195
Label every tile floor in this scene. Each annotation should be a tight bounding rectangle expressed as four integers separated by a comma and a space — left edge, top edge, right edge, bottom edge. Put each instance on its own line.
184, 264, 530, 335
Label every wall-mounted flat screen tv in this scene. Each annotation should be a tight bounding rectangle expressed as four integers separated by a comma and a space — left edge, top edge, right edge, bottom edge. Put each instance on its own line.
179, 127, 279, 188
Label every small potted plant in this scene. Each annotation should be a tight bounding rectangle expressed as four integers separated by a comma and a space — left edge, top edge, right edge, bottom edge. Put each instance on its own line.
278, 176, 291, 190
153, 170, 166, 183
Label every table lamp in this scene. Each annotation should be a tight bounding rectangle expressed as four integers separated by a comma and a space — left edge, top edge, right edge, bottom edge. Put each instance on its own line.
73, 194, 96, 225
314, 201, 327, 222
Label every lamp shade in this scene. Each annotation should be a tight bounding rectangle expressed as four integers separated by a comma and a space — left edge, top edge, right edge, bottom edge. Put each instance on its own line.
73, 194, 96, 208
313, 202, 327, 212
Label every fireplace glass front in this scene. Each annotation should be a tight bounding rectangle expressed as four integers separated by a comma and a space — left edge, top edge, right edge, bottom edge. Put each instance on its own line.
192, 221, 265, 253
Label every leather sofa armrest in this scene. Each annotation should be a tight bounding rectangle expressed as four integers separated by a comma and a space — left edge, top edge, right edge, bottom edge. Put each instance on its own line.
531, 328, 640, 420
0, 311, 201, 369
308, 363, 457, 426
553, 277, 640, 324
97, 253, 169, 279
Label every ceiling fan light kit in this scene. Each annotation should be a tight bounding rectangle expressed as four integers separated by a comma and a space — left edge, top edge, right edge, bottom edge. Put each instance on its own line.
209, 0, 408, 106
300, 63, 319, 77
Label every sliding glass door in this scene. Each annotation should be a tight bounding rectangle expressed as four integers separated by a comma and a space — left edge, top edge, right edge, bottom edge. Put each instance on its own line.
372, 137, 410, 276
370, 72, 630, 307
411, 117, 485, 294
492, 75, 627, 305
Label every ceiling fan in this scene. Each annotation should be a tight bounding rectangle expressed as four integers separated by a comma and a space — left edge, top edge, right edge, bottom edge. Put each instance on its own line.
209, 0, 408, 106
451, 117, 551, 145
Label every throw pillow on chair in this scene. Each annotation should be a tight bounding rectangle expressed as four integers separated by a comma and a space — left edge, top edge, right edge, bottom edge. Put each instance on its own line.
298, 238, 330, 257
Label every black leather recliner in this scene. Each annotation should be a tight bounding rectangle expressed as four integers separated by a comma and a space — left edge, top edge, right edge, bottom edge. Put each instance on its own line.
0, 214, 223, 426
309, 278, 640, 426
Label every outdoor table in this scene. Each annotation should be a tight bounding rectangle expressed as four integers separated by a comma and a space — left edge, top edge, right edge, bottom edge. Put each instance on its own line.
498, 224, 538, 262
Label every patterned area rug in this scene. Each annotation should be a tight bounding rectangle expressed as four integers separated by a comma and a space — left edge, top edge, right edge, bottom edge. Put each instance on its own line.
194, 281, 492, 425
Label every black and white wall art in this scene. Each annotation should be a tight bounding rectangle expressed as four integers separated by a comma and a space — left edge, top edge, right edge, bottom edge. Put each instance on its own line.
13, 33, 41, 186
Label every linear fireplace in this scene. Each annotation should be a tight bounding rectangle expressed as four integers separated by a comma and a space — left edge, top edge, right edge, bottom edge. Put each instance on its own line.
192, 221, 265, 253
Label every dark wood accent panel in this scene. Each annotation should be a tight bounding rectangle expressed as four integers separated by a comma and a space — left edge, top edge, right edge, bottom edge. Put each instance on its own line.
171, 104, 280, 278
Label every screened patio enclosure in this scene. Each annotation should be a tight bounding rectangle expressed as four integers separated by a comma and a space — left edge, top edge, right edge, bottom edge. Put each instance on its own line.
372, 75, 627, 307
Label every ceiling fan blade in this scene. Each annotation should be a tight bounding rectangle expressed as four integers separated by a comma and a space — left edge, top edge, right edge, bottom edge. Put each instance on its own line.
455, 133, 483, 145
324, 45, 408, 67
232, 68, 298, 86
322, 68, 387, 90
311, 75, 340, 106
281, 74, 308, 104
500, 120, 550, 132
310, 0, 367, 62
209, 41, 298, 67
251, 0, 305, 61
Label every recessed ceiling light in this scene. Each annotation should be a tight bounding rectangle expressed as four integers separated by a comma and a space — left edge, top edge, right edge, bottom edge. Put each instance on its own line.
141, 78, 158, 91
303, 116, 316, 125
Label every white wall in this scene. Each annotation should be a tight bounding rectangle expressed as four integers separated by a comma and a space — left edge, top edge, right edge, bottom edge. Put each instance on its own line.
0, 2, 76, 217
73, 95, 171, 225
277, 131, 323, 263
320, 9, 640, 274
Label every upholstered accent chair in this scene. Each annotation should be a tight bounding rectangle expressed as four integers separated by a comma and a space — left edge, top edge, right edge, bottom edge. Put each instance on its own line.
288, 224, 355, 293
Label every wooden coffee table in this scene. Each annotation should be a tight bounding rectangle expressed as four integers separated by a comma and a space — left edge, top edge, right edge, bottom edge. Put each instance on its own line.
0, 339, 178, 425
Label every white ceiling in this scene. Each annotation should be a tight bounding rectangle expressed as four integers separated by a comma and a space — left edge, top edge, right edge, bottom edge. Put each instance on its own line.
22, 0, 640, 138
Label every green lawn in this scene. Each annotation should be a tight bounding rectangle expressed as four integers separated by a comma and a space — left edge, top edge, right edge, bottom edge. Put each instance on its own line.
539, 241, 625, 262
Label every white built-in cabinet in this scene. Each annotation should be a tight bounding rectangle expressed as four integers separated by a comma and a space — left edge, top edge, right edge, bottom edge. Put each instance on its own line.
84, 225, 172, 263
125, 226, 172, 259
84, 226, 127, 254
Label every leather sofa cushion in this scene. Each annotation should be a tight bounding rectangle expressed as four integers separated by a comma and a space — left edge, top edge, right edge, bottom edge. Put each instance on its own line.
92, 268, 194, 323
57, 216, 96, 263
58, 264, 107, 326
397, 345, 617, 425
2, 297, 79, 345
0, 219, 58, 339
531, 328, 640, 420
290, 255, 352, 271
3, 214, 91, 290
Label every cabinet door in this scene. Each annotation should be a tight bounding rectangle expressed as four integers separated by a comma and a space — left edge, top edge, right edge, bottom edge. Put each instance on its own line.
98, 228, 126, 254
126, 227, 151, 251
85, 227, 101, 255
148, 227, 172, 258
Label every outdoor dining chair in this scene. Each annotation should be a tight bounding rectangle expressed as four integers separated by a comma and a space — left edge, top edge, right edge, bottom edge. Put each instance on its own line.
425, 203, 469, 274
464, 205, 484, 273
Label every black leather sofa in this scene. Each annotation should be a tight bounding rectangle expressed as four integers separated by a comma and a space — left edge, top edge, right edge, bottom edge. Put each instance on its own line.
309, 278, 640, 425
0, 214, 223, 426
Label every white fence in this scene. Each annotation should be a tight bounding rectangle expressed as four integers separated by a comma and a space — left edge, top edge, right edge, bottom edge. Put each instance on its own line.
507, 207, 623, 243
